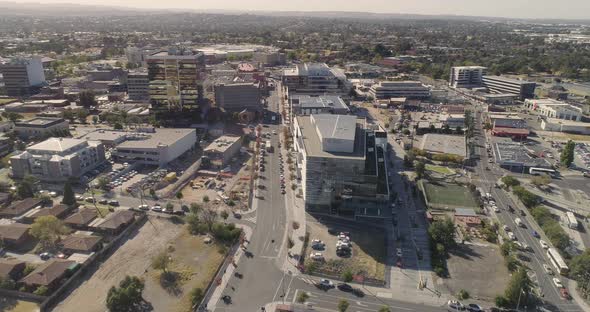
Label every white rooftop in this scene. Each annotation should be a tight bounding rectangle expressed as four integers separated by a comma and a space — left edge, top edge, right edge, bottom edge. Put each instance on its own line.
28, 138, 87, 153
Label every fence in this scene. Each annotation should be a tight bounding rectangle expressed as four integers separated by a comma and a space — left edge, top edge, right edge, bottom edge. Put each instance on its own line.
39, 213, 148, 312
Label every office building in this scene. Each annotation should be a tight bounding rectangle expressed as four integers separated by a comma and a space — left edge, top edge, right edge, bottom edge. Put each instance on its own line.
292, 114, 389, 218
203, 135, 243, 168
289, 95, 349, 116
481, 76, 536, 100
449, 66, 486, 88
487, 113, 530, 139
253, 51, 286, 67
113, 128, 196, 166
524, 98, 583, 121
14, 117, 69, 140
146, 50, 206, 122
0, 57, 46, 97
127, 71, 149, 101
368, 81, 431, 100
282, 63, 349, 95
214, 82, 261, 111
10, 138, 105, 181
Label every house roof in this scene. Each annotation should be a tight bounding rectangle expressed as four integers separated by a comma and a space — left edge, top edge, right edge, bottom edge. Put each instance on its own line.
60, 234, 102, 252
0, 223, 30, 241
0, 198, 43, 217
20, 259, 75, 286
64, 208, 97, 226
30, 204, 70, 219
96, 210, 135, 230
0, 259, 25, 279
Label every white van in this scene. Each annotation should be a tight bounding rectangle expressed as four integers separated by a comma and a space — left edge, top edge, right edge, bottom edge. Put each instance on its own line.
515, 218, 525, 227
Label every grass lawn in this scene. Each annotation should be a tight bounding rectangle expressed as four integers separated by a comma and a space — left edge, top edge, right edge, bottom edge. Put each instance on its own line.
0, 298, 39, 312
0, 98, 17, 105
425, 164, 454, 175
423, 182, 479, 209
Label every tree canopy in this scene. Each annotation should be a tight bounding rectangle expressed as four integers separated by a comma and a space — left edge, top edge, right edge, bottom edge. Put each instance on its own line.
106, 276, 145, 312
30, 216, 70, 249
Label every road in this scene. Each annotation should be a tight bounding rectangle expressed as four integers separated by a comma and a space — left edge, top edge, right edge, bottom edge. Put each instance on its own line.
471, 108, 584, 312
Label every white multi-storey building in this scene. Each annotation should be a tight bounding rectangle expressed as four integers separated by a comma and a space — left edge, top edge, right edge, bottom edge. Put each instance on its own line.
449, 66, 486, 89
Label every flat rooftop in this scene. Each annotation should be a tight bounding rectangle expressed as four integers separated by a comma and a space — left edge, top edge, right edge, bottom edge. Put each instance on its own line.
296, 115, 365, 160
494, 142, 549, 166
291, 95, 348, 110
78, 130, 127, 142
420, 134, 467, 158
15, 117, 65, 127
545, 118, 590, 127
482, 75, 536, 85
116, 128, 195, 150
313, 114, 357, 142
204, 136, 241, 153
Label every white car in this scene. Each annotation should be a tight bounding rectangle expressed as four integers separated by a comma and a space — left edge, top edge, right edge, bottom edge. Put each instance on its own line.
540, 240, 549, 249
553, 277, 564, 288
543, 264, 554, 275
396, 248, 403, 257
508, 232, 516, 241
503, 225, 511, 232
447, 300, 464, 310
494, 207, 501, 213
151, 205, 162, 212
317, 279, 333, 288
310, 252, 324, 261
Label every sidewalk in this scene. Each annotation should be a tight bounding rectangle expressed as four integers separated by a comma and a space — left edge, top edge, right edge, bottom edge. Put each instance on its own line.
568, 279, 590, 312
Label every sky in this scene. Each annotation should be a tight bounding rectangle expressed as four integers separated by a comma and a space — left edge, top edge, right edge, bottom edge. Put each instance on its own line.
8, 0, 590, 19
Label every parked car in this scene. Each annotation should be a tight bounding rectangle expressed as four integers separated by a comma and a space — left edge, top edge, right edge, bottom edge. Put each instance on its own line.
108, 200, 119, 206
151, 205, 162, 212
447, 300, 465, 310
316, 279, 333, 288
39, 252, 54, 260
396, 248, 403, 258
337, 283, 353, 292
98, 199, 108, 205
540, 240, 549, 249
543, 264, 554, 275
310, 252, 324, 261
311, 239, 325, 249
467, 303, 483, 312
552, 277, 564, 288
138, 204, 149, 211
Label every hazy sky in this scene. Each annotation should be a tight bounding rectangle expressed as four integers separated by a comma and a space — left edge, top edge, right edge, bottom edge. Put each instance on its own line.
10, 0, 590, 19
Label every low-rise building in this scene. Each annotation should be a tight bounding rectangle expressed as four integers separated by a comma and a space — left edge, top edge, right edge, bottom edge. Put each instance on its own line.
524, 98, 583, 121
64, 208, 98, 230
289, 95, 349, 116
203, 135, 243, 168
282, 63, 349, 96
541, 118, 590, 135
10, 138, 105, 181
214, 82, 261, 111
20, 259, 77, 290
14, 117, 69, 140
439, 114, 466, 129
493, 141, 551, 173
94, 210, 136, 234
0, 223, 31, 247
292, 114, 389, 218
113, 128, 196, 166
60, 234, 102, 254
368, 81, 431, 100
0, 198, 43, 219
419, 134, 467, 160
0, 259, 26, 281
23, 204, 71, 223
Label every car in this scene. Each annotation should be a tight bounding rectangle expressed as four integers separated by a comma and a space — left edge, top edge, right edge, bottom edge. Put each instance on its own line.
532, 231, 540, 238
396, 248, 403, 257
310, 252, 324, 261
337, 283, 353, 292
317, 279, 333, 288
520, 210, 526, 216
552, 277, 564, 288
151, 205, 162, 212
352, 288, 365, 297
448, 300, 465, 310
49, 191, 58, 197
508, 232, 516, 241
108, 200, 119, 206
138, 204, 149, 211
39, 252, 54, 260
540, 240, 549, 249
85, 197, 95, 203
543, 264, 554, 275
503, 225, 511, 232
494, 207, 501, 213
336, 248, 351, 257
523, 244, 533, 252
75, 195, 84, 201
281, 189, 286, 194
98, 199, 108, 204
467, 303, 483, 312
560, 288, 571, 300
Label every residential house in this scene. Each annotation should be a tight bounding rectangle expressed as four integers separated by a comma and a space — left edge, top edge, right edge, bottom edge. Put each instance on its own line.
60, 234, 102, 254
0, 223, 31, 248
0, 259, 26, 280
63, 208, 98, 230
20, 259, 77, 290
0, 198, 43, 218
94, 210, 136, 234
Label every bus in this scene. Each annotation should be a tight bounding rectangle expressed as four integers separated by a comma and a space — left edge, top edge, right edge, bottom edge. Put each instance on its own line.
566, 211, 578, 230
547, 247, 569, 275
529, 167, 556, 177
265, 140, 273, 152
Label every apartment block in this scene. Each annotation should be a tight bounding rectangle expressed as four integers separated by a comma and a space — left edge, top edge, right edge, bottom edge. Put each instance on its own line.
449, 66, 486, 88
10, 138, 105, 181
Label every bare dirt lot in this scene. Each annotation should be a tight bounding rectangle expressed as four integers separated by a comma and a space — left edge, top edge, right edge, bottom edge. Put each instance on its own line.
54, 216, 224, 312
0, 298, 39, 312
441, 243, 510, 300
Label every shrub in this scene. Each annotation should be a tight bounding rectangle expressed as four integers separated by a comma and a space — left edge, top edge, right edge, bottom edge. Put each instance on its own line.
341, 270, 353, 283
297, 291, 309, 303
190, 287, 204, 306
458, 289, 470, 300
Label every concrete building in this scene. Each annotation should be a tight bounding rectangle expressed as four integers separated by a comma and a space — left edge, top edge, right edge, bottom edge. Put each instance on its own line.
493, 142, 551, 173
113, 128, 196, 166
419, 134, 467, 160
10, 138, 105, 181
524, 98, 583, 121
541, 118, 590, 135
472, 92, 518, 105
439, 114, 466, 129
368, 81, 431, 100
146, 50, 206, 122
0, 57, 46, 97
127, 71, 149, 101
282, 63, 349, 96
487, 113, 530, 139
292, 114, 388, 218
203, 135, 243, 168
14, 117, 69, 140
449, 66, 486, 88
481, 76, 536, 100
214, 82, 261, 111
289, 95, 349, 116
0, 135, 12, 157
253, 51, 286, 67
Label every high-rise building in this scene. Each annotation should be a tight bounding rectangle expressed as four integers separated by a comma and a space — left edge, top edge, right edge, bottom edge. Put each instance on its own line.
481, 76, 536, 100
0, 57, 46, 98
127, 71, 149, 101
449, 66, 486, 89
368, 81, 431, 99
146, 50, 206, 123
282, 63, 350, 96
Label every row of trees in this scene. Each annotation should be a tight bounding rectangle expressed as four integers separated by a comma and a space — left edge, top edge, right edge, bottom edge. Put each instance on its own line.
428, 218, 456, 277
560, 140, 576, 167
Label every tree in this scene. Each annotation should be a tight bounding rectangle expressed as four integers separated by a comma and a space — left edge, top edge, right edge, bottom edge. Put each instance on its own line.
203, 195, 210, 203
341, 270, 353, 283
62, 181, 76, 206
33, 285, 49, 296
16, 175, 38, 199
97, 177, 110, 190
75, 109, 90, 123
175, 191, 183, 207
220, 210, 229, 221
6, 112, 23, 123
62, 110, 75, 122
561, 140, 575, 167
338, 299, 350, 312
501, 176, 520, 188
79, 90, 97, 108
530, 175, 551, 188
378, 307, 391, 312
415, 161, 426, 179
114, 122, 123, 130
30, 216, 70, 249
151, 251, 170, 274
201, 208, 218, 231
570, 250, 590, 299
428, 218, 456, 249
190, 287, 204, 306
503, 268, 532, 307
92, 115, 99, 124
106, 276, 145, 312
0, 277, 16, 290
189, 202, 202, 214
512, 186, 540, 208
296, 291, 309, 303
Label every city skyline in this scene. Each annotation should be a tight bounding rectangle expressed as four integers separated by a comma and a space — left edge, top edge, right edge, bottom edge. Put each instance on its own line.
4, 0, 590, 20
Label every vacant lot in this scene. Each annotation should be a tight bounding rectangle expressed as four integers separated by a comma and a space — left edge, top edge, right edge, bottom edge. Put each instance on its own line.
442, 243, 509, 300
0, 298, 39, 312
422, 182, 478, 209
304, 219, 386, 282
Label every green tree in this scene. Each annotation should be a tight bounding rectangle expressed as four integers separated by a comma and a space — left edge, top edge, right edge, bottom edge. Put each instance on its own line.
30, 216, 70, 249
75, 109, 90, 123
16, 175, 38, 199
338, 299, 350, 312
97, 177, 110, 190
428, 218, 456, 249
33, 285, 49, 296
378, 307, 391, 312
341, 270, 353, 283
79, 90, 97, 108
503, 268, 532, 307
175, 191, 183, 207
190, 287, 204, 306
530, 175, 551, 188
501, 176, 520, 188
62, 181, 76, 206
296, 291, 309, 303
6, 112, 23, 123
561, 140, 575, 167
570, 250, 590, 299
220, 210, 229, 221
106, 276, 145, 312
151, 250, 170, 274
0, 277, 16, 290
512, 186, 540, 208
189, 202, 202, 214
415, 161, 426, 179
92, 115, 99, 124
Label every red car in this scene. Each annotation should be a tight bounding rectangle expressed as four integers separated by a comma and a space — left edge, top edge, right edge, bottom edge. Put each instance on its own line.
560, 288, 571, 300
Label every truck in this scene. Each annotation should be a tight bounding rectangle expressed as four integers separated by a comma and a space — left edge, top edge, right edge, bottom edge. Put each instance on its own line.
265, 140, 273, 152
515, 218, 525, 227
566, 211, 578, 230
